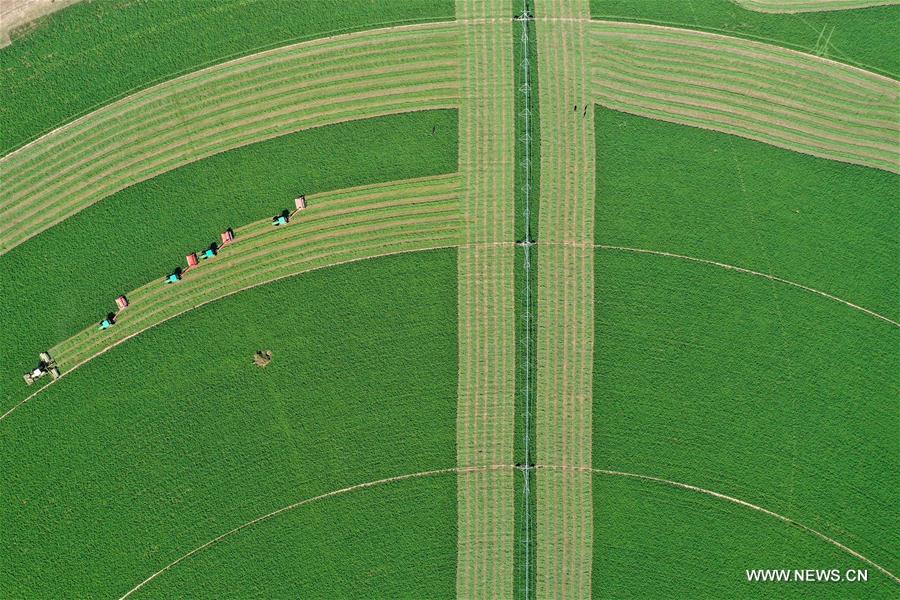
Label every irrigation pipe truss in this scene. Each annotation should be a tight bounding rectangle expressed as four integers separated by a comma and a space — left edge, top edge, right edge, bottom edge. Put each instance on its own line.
515, 2, 536, 598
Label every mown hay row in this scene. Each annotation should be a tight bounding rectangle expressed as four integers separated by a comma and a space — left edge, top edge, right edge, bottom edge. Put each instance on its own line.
733, 0, 899, 13
535, 1, 595, 598
0, 23, 461, 254
591, 21, 900, 173
50, 174, 461, 372
455, 1, 517, 598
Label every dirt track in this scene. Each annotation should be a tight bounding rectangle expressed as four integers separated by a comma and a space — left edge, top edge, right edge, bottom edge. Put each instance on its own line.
0, 0, 78, 47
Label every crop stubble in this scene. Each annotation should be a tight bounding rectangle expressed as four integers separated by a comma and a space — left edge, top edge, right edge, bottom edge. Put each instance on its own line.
535, 0, 595, 597
48, 175, 461, 375
455, 1, 517, 599
0, 23, 462, 253
590, 21, 900, 173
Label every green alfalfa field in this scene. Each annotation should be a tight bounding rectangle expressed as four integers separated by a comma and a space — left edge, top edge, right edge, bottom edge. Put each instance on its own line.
1, 2, 463, 597
0, 250, 458, 598
132, 475, 457, 598
0, 0, 454, 154
594, 107, 898, 317
592, 108, 898, 593
593, 475, 896, 598
590, 0, 900, 77
0, 109, 458, 414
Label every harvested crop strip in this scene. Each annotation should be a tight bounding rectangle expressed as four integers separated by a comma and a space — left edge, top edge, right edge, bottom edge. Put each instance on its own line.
455, 1, 517, 599
732, 0, 900, 12
590, 21, 900, 173
47, 174, 461, 374
0, 22, 461, 254
535, 0, 595, 597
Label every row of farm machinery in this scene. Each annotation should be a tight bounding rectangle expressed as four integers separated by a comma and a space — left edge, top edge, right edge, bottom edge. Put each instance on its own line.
23, 196, 308, 385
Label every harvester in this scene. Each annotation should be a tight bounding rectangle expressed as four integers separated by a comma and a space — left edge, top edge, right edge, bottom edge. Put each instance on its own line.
23, 352, 60, 385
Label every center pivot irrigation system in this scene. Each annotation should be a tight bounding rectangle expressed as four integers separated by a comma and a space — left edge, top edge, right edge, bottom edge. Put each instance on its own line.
515, 2, 536, 598
21, 194, 308, 384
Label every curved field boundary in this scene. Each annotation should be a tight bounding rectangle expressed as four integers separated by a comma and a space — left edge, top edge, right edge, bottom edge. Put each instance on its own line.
455, 2, 517, 598
0, 22, 461, 254
535, 1, 595, 598
590, 21, 900, 173
42, 174, 460, 378
596, 245, 899, 327
536, 465, 899, 584
732, 0, 900, 12
118, 465, 511, 600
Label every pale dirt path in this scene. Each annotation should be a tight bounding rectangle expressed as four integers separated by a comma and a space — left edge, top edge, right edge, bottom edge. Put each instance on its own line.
535, 0, 595, 597
0, 0, 78, 47
455, 1, 517, 598
733, 0, 900, 13
117, 464, 515, 600
538, 464, 900, 585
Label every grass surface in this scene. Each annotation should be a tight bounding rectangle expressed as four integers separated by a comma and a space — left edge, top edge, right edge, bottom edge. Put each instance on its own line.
593, 475, 898, 598
48, 173, 461, 374
734, 0, 900, 12
0, 110, 458, 415
134, 476, 458, 599
590, 21, 899, 173
593, 250, 899, 581
455, 1, 517, 597
0, 22, 461, 252
535, 1, 595, 597
0, 0, 454, 154
591, 0, 900, 77
595, 107, 899, 320
0, 250, 458, 599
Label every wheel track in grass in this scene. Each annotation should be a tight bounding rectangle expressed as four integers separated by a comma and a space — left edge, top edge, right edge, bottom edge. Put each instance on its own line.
534, 0, 595, 597
0, 175, 461, 422
590, 21, 900, 173
114, 463, 896, 599
537, 465, 900, 584
455, 1, 517, 598
0, 23, 462, 254
117, 465, 513, 600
